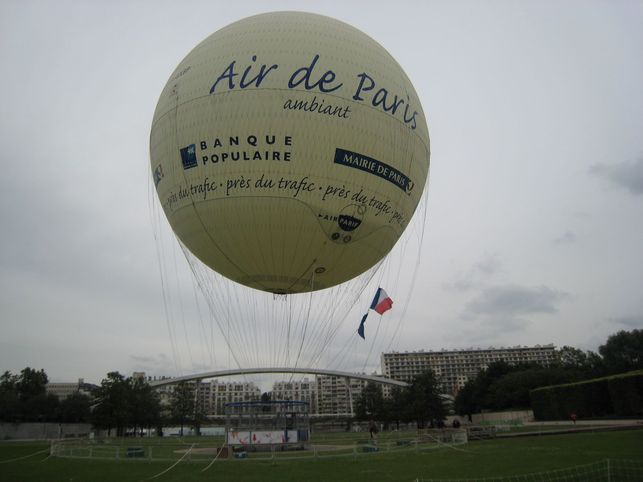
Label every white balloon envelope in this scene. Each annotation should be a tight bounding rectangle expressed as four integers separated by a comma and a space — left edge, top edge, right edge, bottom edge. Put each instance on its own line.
150, 11, 430, 294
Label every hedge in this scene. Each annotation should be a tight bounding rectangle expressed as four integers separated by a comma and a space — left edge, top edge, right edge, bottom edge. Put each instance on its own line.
530, 370, 643, 420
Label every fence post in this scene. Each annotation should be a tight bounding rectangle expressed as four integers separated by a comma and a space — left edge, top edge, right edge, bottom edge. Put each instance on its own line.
607, 459, 611, 482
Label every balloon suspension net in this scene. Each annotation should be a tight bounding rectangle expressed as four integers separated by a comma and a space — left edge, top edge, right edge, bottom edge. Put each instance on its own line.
149, 170, 430, 376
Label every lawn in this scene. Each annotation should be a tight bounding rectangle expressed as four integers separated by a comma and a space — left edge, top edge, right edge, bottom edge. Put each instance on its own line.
1, 429, 642, 482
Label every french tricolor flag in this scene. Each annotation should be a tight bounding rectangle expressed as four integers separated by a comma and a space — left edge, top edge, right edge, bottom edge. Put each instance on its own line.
358, 288, 393, 339
370, 287, 393, 315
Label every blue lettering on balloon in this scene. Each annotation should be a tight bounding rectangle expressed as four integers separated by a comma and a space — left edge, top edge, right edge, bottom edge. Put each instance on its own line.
239, 55, 279, 89
288, 54, 343, 93
352, 73, 375, 101
210, 56, 278, 93
353, 73, 418, 129
210, 61, 238, 93
207, 55, 419, 129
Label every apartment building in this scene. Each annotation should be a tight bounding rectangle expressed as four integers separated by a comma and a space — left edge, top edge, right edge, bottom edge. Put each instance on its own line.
271, 378, 317, 413
135, 373, 261, 416
315, 374, 369, 416
382, 345, 558, 394
210, 381, 262, 414
46, 378, 97, 401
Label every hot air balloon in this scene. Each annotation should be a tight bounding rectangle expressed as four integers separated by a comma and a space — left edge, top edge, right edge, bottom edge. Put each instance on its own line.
150, 12, 430, 295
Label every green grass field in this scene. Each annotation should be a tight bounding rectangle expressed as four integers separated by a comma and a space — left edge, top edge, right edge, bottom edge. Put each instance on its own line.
1, 429, 642, 482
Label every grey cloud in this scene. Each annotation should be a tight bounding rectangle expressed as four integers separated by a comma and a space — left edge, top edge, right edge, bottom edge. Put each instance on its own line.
610, 315, 643, 329
444, 254, 501, 292
465, 285, 569, 317
591, 156, 643, 195
554, 231, 577, 245
128, 353, 213, 378
444, 317, 529, 347
128, 353, 173, 374
130, 355, 159, 364
475, 255, 501, 276
480, 317, 528, 334
189, 363, 214, 374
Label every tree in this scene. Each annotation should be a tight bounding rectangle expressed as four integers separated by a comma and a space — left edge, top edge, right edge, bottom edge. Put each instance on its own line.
406, 370, 446, 429
58, 393, 92, 423
92, 372, 162, 437
385, 386, 410, 429
558, 346, 590, 368
454, 360, 514, 416
16, 368, 49, 401
92, 372, 132, 436
453, 381, 477, 420
170, 382, 194, 437
0, 371, 20, 422
478, 361, 515, 407
485, 367, 574, 410
355, 383, 385, 422
22, 392, 59, 423
599, 329, 643, 374
557, 346, 605, 377
0, 368, 59, 422
15, 368, 59, 422
129, 377, 161, 436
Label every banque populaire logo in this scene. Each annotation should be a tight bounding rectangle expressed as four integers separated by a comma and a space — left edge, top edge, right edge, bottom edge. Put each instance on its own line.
180, 144, 198, 170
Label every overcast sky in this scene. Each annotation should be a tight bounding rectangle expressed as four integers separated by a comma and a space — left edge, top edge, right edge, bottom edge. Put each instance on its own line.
1, 0, 641, 387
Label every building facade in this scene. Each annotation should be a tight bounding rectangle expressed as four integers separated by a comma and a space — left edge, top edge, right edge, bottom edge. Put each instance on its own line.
381, 345, 558, 394
135, 374, 261, 416
140, 347, 559, 417
314, 375, 369, 416
209, 381, 262, 415
46, 378, 97, 401
141, 372, 375, 417
271, 378, 317, 413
